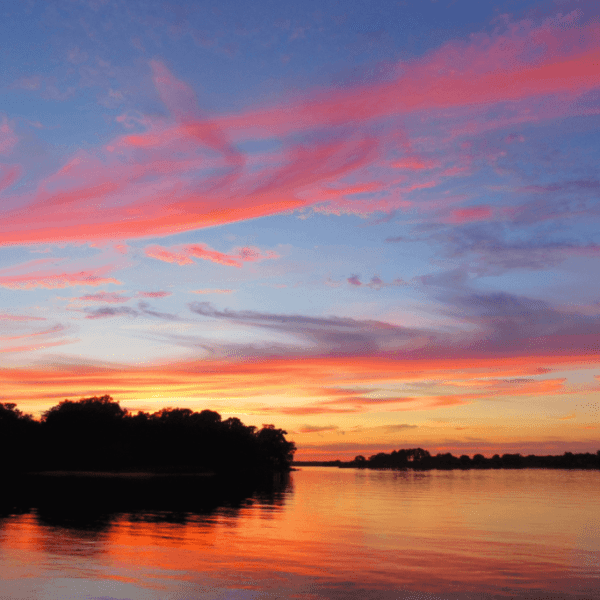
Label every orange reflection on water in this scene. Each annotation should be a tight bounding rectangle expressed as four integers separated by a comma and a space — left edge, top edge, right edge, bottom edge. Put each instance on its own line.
1, 469, 598, 598
97, 469, 600, 596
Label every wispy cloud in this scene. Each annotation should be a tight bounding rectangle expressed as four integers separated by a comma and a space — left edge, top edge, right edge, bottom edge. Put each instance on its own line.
0, 11, 596, 244
0, 267, 121, 290
146, 243, 278, 268
0, 164, 22, 193
346, 275, 408, 289
136, 290, 172, 298
0, 320, 77, 354
85, 306, 139, 320
0, 116, 19, 155
76, 291, 131, 303
84, 301, 180, 320
188, 301, 428, 354
296, 424, 340, 434
428, 222, 600, 275
2, 352, 586, 420
0, 313, 46, 321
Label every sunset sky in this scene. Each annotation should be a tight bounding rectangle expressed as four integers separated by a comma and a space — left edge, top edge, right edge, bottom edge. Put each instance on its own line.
0, 0, 598, 460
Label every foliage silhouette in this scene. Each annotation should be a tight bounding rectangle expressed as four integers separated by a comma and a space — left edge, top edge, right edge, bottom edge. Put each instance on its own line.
0, 470, 292, 533
296, 447, 600, 470
1, 397, 295, 474
331, 448, 600, 470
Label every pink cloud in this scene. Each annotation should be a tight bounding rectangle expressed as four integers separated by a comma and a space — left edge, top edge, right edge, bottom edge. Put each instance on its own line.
449, 205, 493, 223
0, 321, 76, 354
236, 246, 279, 262
0, 262, 121, 290
212, 13, 599, 136
0, 164, 22, 193
146, 243, 278, 268
347, 275, 362, 286
186, 244, 243, 267
0, 324, 67, 343
0, 129, 376, 244
0, 117, 18, 155
145, 246, 194, 266
391, 157, 436, 170
0, 313, 46, 321
190, 289, 233, 294
0, 12, 596, 244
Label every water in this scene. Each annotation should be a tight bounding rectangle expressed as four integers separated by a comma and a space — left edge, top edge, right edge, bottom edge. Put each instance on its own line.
0, 468, 598, 599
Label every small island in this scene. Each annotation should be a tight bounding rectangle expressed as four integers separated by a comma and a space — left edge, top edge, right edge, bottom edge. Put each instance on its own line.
0, 396, 296, 475
295, 447, 600, 470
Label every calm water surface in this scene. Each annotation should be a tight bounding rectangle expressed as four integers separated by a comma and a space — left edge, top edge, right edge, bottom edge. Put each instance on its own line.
1, 468, 599, 599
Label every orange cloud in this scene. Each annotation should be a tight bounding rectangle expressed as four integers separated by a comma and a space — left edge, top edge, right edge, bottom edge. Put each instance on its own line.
0, 353, 592, 416
559, 412, 576, 421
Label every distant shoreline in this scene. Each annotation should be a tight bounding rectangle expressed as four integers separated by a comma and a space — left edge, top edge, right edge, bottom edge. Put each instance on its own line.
292, 463, 600, 470
293, 448, 600, 470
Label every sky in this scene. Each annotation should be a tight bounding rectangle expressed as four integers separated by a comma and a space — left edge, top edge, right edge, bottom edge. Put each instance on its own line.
0, 0, 599, 460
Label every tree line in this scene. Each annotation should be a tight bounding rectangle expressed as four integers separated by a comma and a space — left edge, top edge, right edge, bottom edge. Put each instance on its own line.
342, 448, 600, 469
0, 396, 296, 474
296, 447, 600, 470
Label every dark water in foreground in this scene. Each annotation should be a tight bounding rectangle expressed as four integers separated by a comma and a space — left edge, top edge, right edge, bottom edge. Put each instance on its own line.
0, 467, 598, 599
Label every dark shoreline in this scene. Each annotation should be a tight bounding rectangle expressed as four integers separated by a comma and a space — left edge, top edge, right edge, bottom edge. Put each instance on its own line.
294, 449, 600, 470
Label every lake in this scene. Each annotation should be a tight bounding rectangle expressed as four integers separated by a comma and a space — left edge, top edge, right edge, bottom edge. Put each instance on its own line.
1, 467, 598, 599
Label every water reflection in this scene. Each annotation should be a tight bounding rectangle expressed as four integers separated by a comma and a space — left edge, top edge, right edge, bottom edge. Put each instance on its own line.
1, 471, 291, 536
0, 469, 598, 600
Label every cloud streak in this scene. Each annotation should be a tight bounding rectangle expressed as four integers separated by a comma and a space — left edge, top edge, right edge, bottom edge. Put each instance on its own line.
84, 301, 180, 320
188, 301, 428, 354
0, 267, 121, 290
0, 11, 596, 245
146, 243, 278, 267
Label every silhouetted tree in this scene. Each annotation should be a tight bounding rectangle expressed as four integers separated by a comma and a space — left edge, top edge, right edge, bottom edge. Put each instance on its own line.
501, 453, 523, 468
41, 396, 128, 470
354, 455, 367, 467
473, 454, 486, 468
256, 424, 296, 471
4, 396, 297, 474
0, 403, 39, 472
459, 455, 472, 468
